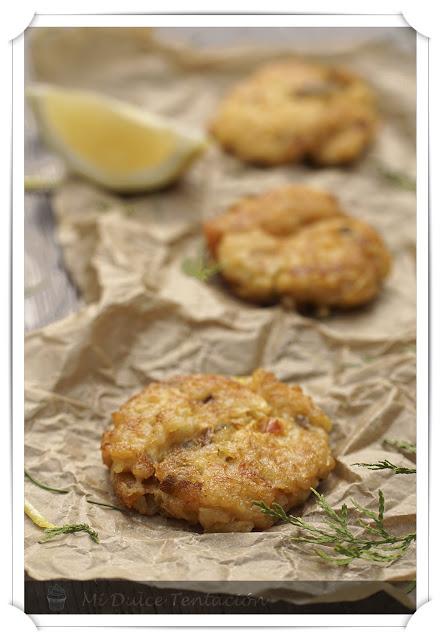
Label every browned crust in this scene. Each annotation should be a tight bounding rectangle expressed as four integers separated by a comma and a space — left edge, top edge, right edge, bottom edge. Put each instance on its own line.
210, 60, 379, 166
204, 184, 391, 308
101, 369, 335, 532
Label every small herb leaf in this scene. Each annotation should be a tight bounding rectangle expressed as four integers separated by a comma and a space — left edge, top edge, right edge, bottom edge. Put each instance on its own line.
352, 460, 416, 474
25, 469, 125, 511
383, 439, 416, 455
182, 253, 220, 282
376, 164, 416, 191
25, 470, 69, 494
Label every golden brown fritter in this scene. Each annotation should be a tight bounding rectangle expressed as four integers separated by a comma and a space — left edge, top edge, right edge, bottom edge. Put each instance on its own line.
204, 184, 391, 308
101, 369, 334, 532
210, 60, 378, 166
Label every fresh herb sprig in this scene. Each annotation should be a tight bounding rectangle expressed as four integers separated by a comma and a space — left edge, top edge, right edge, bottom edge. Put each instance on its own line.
383, 439, 416, 455
352, 460, 416, 475
25, 469, 69, 494
405, 580, 417, 594
84, 498, 126, 512
376, 164, 416, 191
39, 523, 99, 544
25, 499, 99, 544
25, 469, 125, 511
352, 439, 416, 474
254, 488, 415, 566
182, 252, 220, 282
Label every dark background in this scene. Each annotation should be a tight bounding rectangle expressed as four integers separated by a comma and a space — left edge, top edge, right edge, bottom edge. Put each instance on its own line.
25, 579, 414, 615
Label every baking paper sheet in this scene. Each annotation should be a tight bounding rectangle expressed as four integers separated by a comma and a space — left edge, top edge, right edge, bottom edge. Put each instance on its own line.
24, 28, 417, 607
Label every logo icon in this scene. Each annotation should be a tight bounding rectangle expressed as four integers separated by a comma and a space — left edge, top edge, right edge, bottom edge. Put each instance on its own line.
47, 584, 66, 612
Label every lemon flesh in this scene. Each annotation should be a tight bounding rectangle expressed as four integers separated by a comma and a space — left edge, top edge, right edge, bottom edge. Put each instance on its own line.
27, 85, 207, 193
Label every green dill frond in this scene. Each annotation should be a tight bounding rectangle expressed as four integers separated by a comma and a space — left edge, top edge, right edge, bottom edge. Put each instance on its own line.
85, 498, 126, 512
25, 469, 124, 511
39, 523, 99, 544
25, 498, 99, 544
352, 460, 416, 474
253, 488, 415, 567
383, 439, 416, 455
376, 164, 416, 191
25, 470, 69, 494
405, 580, 416, 593
181, 253, 220, 282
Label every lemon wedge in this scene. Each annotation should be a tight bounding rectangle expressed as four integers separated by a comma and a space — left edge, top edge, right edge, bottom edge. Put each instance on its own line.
27, 84, 207, 193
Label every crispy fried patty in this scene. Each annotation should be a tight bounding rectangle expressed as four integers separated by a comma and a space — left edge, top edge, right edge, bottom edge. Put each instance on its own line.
210, 60, 378, 166
101, 369, 335, 532
204, 184, 391, 308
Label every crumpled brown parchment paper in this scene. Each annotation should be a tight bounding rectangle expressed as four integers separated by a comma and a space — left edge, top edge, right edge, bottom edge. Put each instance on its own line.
24, 27, 416, 607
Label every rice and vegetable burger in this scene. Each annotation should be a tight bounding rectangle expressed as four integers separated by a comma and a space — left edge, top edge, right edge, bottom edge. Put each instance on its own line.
204, 184, 391, 309
210, 60, 378, 166
102, 369, 334, 532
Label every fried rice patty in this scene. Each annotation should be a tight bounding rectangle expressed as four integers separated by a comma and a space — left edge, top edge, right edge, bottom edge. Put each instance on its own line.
204, 184, 391, 308
101, 369, 335, 532
210, 60, 378, 166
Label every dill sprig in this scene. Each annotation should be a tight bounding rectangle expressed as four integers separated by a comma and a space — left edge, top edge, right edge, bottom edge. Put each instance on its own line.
376, 164, 416, 191
405, 580, 416, 594
352, 460, 416, 475
254, 488, 415, 566
383, 439, 416, 455
84, 498, 126, 512
39, 523, 99, 544
25, 470, 69, 494
25, 499, 99, 544
24, 469, 125, 512
352, 438, 416, 474
182, 252, 220, 282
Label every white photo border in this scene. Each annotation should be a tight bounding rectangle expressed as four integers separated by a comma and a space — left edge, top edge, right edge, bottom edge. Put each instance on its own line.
10, 10, 428, 630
